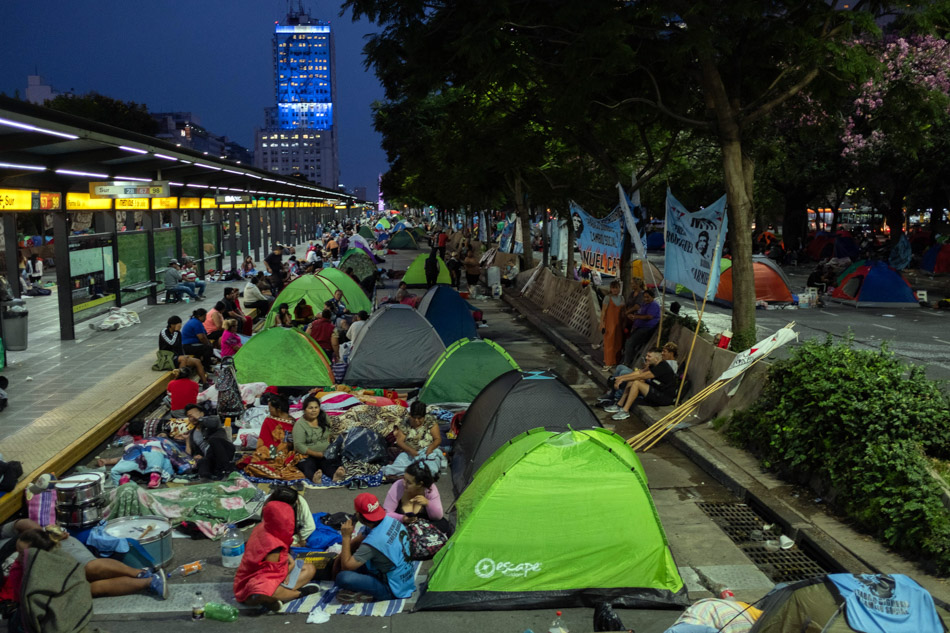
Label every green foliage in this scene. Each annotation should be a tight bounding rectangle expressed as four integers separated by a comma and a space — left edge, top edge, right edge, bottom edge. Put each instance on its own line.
44, 92, 158, 136
726, 335, 950, 573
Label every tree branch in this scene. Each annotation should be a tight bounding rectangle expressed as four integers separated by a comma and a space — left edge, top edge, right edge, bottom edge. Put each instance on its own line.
741, 68, 820, 124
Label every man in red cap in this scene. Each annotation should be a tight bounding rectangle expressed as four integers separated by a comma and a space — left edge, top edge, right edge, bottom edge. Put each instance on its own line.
335, 493, 416, 601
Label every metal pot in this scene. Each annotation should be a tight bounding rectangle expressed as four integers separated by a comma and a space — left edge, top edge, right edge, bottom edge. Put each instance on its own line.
54, 473, 104, 506
56, 501, 105, 528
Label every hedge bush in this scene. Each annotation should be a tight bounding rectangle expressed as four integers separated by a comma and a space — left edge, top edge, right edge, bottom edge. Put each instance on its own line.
725, 335, 950, 574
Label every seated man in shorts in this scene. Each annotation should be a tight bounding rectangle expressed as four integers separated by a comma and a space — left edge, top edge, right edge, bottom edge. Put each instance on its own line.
609, 347, 678, 420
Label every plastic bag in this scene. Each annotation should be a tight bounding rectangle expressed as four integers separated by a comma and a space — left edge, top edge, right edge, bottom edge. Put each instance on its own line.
325, 427, 387, 464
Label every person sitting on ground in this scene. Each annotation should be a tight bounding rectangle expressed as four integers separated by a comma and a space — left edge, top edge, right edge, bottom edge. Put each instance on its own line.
203, 301, 227, 345
662, 341, 679, 372
347, 310, 369, 342
181, 308, 215, 367
166, 366, 200, 416
609, 347, 678, 420
293, 395, 346, 484
305, 242, 320, 267
243, 272, 273, 315
0, 521, 169, 602
334, 493, 416, 602
258, 394, 296, 449
622, 288, 661, 366
241, 255, 257, 278
293, 298, 315, 325
233, 489, 319, 611
181, 259, 207, 299
163, 259, 201, 302
220, 319, 243, 359
381, 401, 444, 478
307, 309, 336, 358
331, 318, 349, 362
185, 405, 235, 480
158, 316, 208, 383
327, 289, 348, 318
25, 255, 42, 286
272, 302, 293, 328
383, 460, 452, 536
222, 287, 253, 335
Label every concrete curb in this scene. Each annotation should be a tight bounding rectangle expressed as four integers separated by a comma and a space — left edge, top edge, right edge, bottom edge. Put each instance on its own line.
502, 291, 878, 576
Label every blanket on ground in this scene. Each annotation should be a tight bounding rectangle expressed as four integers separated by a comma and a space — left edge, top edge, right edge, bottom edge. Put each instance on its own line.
280, 561, 423, 617
106, 473, 266, 539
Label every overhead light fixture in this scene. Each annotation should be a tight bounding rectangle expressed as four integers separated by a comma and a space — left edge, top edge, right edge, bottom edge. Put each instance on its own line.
197, 164, 221, 170
0, 116, 79, 140
114, 176, 151, 182
56, 168, 108, 178
0, 161, 46, 171
154, 153, 177, 161
188, 184, 209, 189
168, 181, 184, 186
223, 169, 242, 175
178, 159, 193, 164
118, 145, 148, 154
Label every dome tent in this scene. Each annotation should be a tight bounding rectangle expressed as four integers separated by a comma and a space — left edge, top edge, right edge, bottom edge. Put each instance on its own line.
404, 252, 451, 287
417, 285, 478, 345
339, 248, 377, 281
374, 217, 392, 230
315, 268, 372, 312
388, 230, 419, 250
233, 328, 333, 387
715, 255, 794, 305
357, 225, 374, 241
830, 260, 919, 308
416, 428, 687, 611
418, 339, 520, 405
343, 304, 446, 388
264, 273, 371, 327
922, 243, 950, 274
451, 369, 602, 495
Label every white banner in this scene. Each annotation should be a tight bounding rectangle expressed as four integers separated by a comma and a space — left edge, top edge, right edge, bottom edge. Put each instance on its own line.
717, 326, 798, 382
617, 182, 646, 261
664, 189, 728, 299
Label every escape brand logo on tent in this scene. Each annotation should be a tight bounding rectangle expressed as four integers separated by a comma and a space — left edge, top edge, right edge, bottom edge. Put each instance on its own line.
474, 558, 542, 579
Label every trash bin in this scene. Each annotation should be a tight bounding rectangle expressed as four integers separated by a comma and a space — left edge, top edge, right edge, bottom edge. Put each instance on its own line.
1, 299, 29, 351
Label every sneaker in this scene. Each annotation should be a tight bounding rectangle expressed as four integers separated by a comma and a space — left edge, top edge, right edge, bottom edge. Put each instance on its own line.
336, 590, 374, 603
298, 583, 321, 597
149, 568, 169, 600
595, 394, 613, 404
603, 404, 622, 413
612, 411, 631, 420
148, 473, 161, 488
118, 474, 131, 486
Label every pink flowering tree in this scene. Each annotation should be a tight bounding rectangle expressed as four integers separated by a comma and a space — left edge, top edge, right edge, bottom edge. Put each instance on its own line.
841, 35, 950, 239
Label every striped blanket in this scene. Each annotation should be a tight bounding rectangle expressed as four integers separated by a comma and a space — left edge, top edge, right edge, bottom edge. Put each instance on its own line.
280, 562, 424, 617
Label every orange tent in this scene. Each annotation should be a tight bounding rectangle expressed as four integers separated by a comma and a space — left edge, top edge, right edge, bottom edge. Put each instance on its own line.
715, 256, 794, 305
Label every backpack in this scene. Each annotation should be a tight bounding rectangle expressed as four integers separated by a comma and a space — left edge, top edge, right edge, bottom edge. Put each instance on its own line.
19, 548, 93, 633
152, 350, 175, 371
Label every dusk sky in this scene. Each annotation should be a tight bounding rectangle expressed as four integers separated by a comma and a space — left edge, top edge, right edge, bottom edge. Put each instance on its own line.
0, 0, 388, 197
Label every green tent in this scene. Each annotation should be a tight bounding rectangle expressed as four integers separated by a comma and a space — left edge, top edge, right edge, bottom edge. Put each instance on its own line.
404, 252, 450, 286
339, 248, 376, 281
418, 339, 520, 404
233, 327, 333, 386
265, 272, 371, 326
357, 225, 374, 241
411, 226, 427, 239
836, 258, 868, 285
315, 268, 373, 313
375, 217, 392, 230
388, 230, 419, 249
417, 428, 687, 610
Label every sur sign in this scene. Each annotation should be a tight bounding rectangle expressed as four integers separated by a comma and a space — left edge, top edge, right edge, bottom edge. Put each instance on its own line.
90, 181, 170, 199
214, 194, 252, 204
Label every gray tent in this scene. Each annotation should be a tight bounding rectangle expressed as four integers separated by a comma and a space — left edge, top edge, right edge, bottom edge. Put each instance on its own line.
343, 304, 446, 388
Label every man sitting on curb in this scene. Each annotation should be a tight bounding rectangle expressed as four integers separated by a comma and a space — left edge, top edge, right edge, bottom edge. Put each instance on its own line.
605, 346, 678, 420
334, 493, 416, 602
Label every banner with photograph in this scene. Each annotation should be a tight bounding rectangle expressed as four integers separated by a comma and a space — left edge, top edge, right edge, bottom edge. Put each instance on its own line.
570, 201, 625, 276
664, 189, 728, 299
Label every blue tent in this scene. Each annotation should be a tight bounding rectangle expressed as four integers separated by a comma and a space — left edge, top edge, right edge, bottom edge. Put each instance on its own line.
646, 231, 665, 251
831, 261, 919, 308
417, 285, 479, 345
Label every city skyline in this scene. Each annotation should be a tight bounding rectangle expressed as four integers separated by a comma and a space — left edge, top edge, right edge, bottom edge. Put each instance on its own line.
0, 0, 385, 198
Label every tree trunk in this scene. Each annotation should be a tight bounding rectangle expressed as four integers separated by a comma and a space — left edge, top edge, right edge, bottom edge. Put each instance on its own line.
885, 188, 907, 243
781, 192, 810, 255
701, 50, 756, 351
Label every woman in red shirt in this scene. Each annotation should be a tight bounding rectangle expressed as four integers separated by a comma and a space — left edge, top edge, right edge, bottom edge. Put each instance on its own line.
167, 367, 200, 414
258, 393, 296, 448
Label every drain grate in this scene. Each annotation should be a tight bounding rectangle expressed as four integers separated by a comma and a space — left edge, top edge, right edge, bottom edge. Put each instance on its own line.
697, 502, 767, 543
697, 502, 831, 583
744, 547, 829, 584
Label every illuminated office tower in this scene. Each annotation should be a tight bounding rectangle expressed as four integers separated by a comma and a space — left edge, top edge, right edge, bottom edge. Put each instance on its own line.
254, 2, 339, 188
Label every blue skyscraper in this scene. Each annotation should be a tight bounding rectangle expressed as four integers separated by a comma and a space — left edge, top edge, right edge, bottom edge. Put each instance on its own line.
255, 2, 340, 188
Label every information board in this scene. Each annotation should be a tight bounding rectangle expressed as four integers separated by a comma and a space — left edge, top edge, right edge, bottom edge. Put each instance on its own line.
68, 234, 117, 320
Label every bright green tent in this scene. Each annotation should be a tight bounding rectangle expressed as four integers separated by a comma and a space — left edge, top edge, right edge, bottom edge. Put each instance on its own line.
339, 248, 376, 281
375, 217, 392, 230
233, 327, 333, 386
404, 252, 450, 286
388, 230, 419, 249
315, 268, 373, 313
357, 225, 374, 241
418, 339, 519, 404
417, 428, 687, 610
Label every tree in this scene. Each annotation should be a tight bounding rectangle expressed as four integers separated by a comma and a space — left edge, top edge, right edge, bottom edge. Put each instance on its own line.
44, 92, 159, 136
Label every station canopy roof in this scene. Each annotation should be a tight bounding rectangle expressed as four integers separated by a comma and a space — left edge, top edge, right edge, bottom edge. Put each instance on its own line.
0, 95, 357, 204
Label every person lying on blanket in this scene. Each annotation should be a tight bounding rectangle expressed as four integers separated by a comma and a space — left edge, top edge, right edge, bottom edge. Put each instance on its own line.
98, 420, 196, 488
233, 488, 320, 611
333, 493, 416, 602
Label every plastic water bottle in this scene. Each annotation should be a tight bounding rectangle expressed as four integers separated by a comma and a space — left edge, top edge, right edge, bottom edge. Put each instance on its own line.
191, 591, 205, 620
205, 602, 239, 622
549, 610, 568, 633
170, 559, 205, 578
184, 294, 191, 304
221, 524, 245, 568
